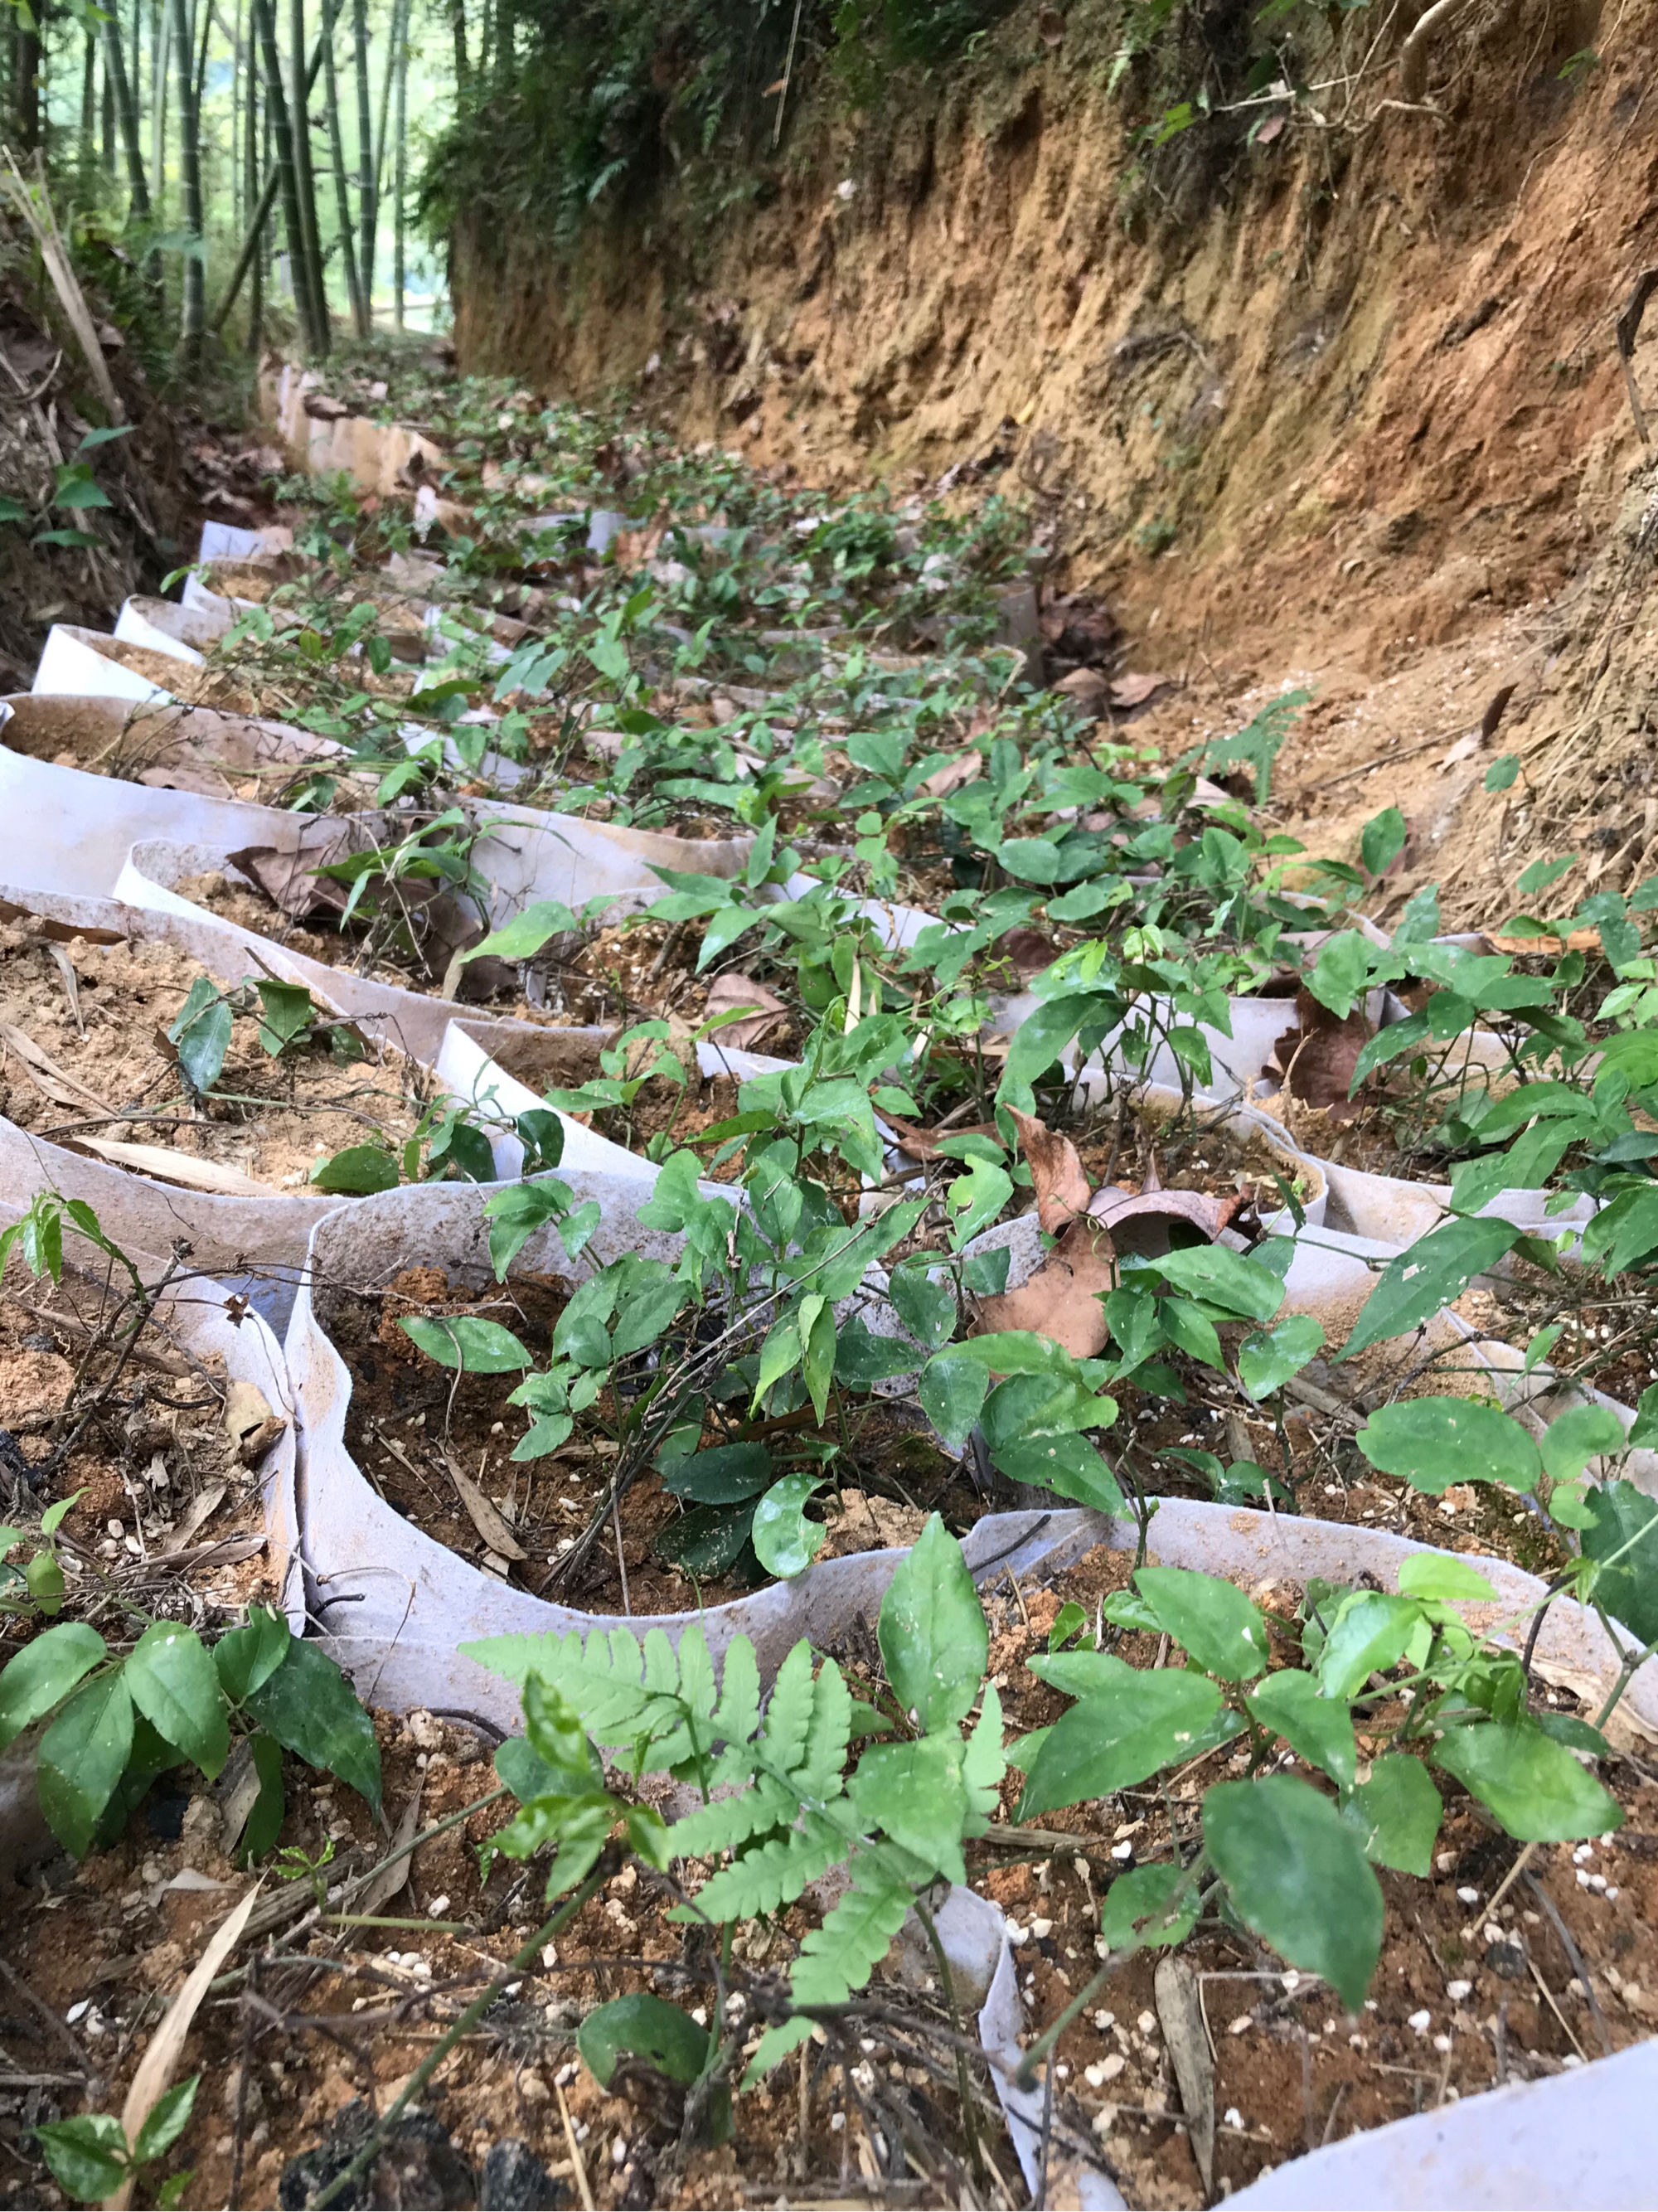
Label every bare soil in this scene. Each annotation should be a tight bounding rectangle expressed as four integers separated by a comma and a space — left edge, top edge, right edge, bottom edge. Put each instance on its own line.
0, 915, 426, 1191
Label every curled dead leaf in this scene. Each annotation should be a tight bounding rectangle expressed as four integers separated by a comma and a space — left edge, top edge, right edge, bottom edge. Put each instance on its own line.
1006, 1106, 1090, 1233
704, 970, 790, 1050
1268, 985, 1372, 1123
1108, 671, 1170, 709
884, 1115, 1001, 1162
977, 1216, 1117, 1361
919, 748, 983, 798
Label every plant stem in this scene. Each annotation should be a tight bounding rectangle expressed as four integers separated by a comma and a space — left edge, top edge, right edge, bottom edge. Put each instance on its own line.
913, 1894, 987, 2190
312, 1854, 614, 2209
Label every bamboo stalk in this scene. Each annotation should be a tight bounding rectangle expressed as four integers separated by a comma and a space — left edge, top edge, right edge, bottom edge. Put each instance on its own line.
392, 0, 408, 331
103, 15, 152, 218
250, 0, 317, 352
208, 0, 342, 331
323, 14, 366, 333
170, 0, 206, 357
351, 0, 373, 332
288, 0, 331, 353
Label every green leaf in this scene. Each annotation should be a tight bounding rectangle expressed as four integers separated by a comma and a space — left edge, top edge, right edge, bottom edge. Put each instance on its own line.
166, 976, 232, 1095
482, 1177, 574, 1278
751, 1473, 827, 1579
1338, 1753, 1442, 1875
996, 992, 1102, 1105
1360, 811, 1406, 880
1019, 1661, 1229, 1818
1135, 1565, 1269, 1681
37, 1672, 134, 1857
1238, 1312, 1325, 1399
240, 1733, 286, 1863
1247, 1668, 1356, 1785
665, 1443, 774, 1503
523, 1675, 601, 1792
33, 2113, 131, 2202
833, 1318, 923, 1389
654, 1501, 757, 1575
1307, 929, 1373, 1019
0, 494, 31, 525
1098, 1863, 1199, 1951
1395, 1556, 1497, 1603
1539, 1404, 1627, 1485
996, 1431, 1127, 1514
459, 899, 581, 966
1518, 855, 1574, 897
1432, 1721, 1621, 1841
696, 901, 763, 970
255, 979, 315, 1055
245, 1636, 381, 1817
1485, 754, 1520, 793
1581, 1480, 1658, 1642
1580, 1182, 1658, 1277
849, 1734, 968, 1883
1203, 1775, 1384, 2009
1316, 1590, 1423, 1700
125, 1622, 229, 1780
919, 1351, 990, 1449
1338, 1217, 1520, 1363
878, 1513, 987, 1734
800, 1294, 836, 1425
133, 2075, 198, 2165
309, 1144, 400, 1195
889, 1269, 957, 1351
1356, 1396, 1540, 1494
398, 1316, 531, 1371
1151, 1244, 1286, 1323
578, 1993, 710, 2087
0, 1621, 106, 1749
1048, 1601, 1088, 1651
32, 527, 104, 548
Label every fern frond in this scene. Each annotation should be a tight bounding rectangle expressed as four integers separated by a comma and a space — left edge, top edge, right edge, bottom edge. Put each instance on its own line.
642, 1626, 681, 1693
672, 1807, 846, 1923
667, 1771, 796, 1861
743, 2016, 815, 2089
795, 1653, 852, 1799
462, 1629, 655, 1738
676, 1625, 718, 1716
790, 1855, 914, 2009
760, 1641, 816, 1773
710, 1635, 760, 1747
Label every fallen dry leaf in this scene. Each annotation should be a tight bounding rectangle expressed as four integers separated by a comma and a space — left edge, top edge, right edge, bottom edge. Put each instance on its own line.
0, 1020, 113, 1115
227, 821, 366, 917
357, 1779, 424, 1918
996, 927, 1061, 977
703, 971, 790, 1050
884, 1114, 1001, 1162
977, 1215, 1117, 1361
1006, 1106, 1091, 1232
1486, 926, 1599, 955
919, 748, 983, 798
69, 1136, 270, 1196
1155, 1957, 1214, 2196
1108, 671, 1169, 709
109, 1881, 262, 2208
1086, 1181, 1245, 1256
1270, 985, 1374, 1123
444, 1450, 527, 1562
224, 1379, 287, 1466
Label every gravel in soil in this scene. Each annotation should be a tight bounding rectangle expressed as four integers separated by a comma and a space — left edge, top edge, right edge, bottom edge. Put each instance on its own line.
329, 1266, 984, 1614
0, 915, 428, 1191
7, 1544, 1652, 2210
968, 1549, 1658, 2208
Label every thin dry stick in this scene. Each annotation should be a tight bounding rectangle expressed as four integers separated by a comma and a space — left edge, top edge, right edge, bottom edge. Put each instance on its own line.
555, 2078, 596, 2212
612, 1487, 632, 1614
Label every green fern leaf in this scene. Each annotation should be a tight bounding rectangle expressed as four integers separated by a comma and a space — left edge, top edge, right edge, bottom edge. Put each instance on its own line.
462, 1629, 657, 1739
743, 2016, 816, 2088
760, 1641, 817, 1773
667, 1771, 797, 1862
795, 1654, 853, 1799
790, 1856, 914, 2009
671, 1807, 846, 1923
641, 1626, 680, 1692
710, 1636, 760, 1748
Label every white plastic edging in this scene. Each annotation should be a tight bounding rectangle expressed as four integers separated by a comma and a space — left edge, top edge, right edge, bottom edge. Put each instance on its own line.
199, 520, 288, 563
113, 597, 228, 665
33, 625, 174, 706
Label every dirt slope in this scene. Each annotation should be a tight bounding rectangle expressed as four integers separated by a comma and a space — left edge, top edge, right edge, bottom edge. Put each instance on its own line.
450, 0, 1658, 921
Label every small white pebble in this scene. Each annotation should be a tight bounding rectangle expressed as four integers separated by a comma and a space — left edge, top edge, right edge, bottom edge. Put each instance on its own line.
1031, 1917, 1054, 1940
555, 2061, 578, 2088
830, 2113, 845, 2132
1447, 1980, 1471, 2001
65, 2001, 90, 2025
1224, 2107, 1244, 2129
1093, 2011, 1116, 2030
1281, 1971, 1302, 1992
1137, 2011, 1157, 2035
1573, 1844, 1594, 1865
1484, 1923, 1505, 1946
1006, 1920, 1028, 1944
1577, 1868, 1593, 1888
1229, 2014, 1253, 2035
427, 1894, 450, 1917
1111, 1841, 1134, 1861
610, 2139, 627, 2167
690, 2007, 708, 2026
1433, 2035, 1452, 2054
1408, 2010, 1432, 2034
1436, 1852, 1457, 1873
1588, 1873, 1607, 1892
1457, 1886, 1480, 1904
1607, 1887, 1621, 1900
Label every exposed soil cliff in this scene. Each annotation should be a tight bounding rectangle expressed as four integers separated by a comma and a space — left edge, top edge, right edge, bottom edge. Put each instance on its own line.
448, 0, 1658, 923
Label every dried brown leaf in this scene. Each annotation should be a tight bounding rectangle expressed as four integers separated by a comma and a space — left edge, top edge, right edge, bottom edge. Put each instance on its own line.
884, 1115, 1001, 1162
1108, 671, 1170, 708
919, 748, 983, 798
444, 1452, 527, 1562
703, 971, 790, 1050
0, 1020, 112, 1115
1006, 1106, 1091, 1233
1154, 1956, 1214, 2196
1273, 985, 1373, 1123
70, 1136, 269, 1196
996, 927, 1060, 977
1086, 1181, 1246, 1257
976, 1216, 1117, 1361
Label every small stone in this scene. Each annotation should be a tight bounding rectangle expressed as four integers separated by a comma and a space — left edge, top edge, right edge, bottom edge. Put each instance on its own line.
480, 2139, 561, 2210
1433, 2034, 1452, 2053
1229, 2014, 1253, 2035
1224, 2107, 1244, 2129
1447, 1980, 1471, 2002
1457, 1885, 1480, 1904
1408, 2010, 1432, 2033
